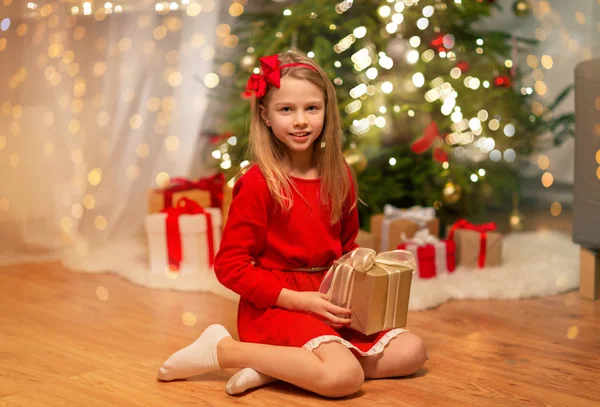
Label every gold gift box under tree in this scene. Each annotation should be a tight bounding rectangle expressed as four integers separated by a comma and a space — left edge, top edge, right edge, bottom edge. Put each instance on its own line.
448, 220, 503, 268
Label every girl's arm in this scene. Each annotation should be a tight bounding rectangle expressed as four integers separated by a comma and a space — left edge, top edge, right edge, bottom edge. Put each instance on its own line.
214, 169, 284, 309
340, 170, 360, 254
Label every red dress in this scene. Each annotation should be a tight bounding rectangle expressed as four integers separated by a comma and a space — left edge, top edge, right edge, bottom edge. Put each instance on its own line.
214, 165, 404, 356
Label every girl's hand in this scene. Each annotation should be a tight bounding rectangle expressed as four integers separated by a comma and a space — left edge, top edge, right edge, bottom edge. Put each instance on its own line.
276, 289, 352, 328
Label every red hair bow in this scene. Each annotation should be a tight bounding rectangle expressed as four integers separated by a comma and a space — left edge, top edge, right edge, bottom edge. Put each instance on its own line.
246, 55, 281, 98
245, 54, 317, 99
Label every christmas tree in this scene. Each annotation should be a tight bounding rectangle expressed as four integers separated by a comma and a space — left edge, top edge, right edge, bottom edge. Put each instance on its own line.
209, 0, 573, 231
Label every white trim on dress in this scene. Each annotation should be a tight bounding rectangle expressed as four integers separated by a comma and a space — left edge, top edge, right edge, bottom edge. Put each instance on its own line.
301, 328, 406, 356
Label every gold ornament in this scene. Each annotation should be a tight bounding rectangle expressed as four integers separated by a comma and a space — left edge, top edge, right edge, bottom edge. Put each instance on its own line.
509, 209, 524, 231
512, 0, 531, 17
442, 181, 462, 204
343, 146, 367, 174
509, 191, 524, 231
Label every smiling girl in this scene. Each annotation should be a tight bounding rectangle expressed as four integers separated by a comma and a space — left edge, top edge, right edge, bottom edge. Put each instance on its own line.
156, 51, 427, 398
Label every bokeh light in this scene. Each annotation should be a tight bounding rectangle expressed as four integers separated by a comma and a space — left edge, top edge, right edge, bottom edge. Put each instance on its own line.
182, 312, 197, 327
96, 286, 109, 301
541, 172, 554, 188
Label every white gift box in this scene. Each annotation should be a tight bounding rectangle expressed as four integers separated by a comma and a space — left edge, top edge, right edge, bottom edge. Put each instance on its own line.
145, 208, 222, 284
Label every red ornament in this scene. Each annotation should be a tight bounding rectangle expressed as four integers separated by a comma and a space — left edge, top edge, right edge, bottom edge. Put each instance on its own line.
433, 147, 449, 164
430, 34, 446, 53
210, 131, 233, 144
456, 61, 470, 73
411, 121, 441, 154
493, 75, 512, 87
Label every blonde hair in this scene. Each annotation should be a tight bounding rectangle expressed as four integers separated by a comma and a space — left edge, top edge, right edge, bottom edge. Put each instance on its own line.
248, 51, 354, 224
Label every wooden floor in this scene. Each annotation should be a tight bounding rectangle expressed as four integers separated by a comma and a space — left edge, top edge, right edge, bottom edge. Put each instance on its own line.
1, 209, 600, 406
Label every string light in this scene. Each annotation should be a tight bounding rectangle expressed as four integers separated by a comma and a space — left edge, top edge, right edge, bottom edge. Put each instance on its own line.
378, 5, 391, 17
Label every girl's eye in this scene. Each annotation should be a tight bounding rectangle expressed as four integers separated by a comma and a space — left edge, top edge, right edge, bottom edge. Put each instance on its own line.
280, 107, 291, 112
307, 106, 318, 111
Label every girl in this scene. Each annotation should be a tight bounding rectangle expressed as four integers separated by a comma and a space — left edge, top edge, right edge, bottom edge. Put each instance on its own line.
157, 52, 427, 398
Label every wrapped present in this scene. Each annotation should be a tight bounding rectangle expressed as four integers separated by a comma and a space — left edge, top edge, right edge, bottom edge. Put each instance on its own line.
145, 198, 222, 277
397, 229, 456, 279
448, 219, 503, 268
370, 205, 440, 252
319, 248, 416, 336
148, 173, 225, 215
355, 230, 377, 251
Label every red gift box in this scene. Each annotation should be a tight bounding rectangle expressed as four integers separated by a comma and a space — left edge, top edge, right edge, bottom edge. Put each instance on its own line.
397, 240, 456, 279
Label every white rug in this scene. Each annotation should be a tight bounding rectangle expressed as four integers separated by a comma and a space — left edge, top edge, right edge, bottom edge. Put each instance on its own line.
408, 230, 580, 310
59, 230, 580, 310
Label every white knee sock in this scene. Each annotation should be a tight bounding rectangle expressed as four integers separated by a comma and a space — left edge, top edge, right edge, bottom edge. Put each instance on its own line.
226, 368, 277, 395
157, 324, 231, 381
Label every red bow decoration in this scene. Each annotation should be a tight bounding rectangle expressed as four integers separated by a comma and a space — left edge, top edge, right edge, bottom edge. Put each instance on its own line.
210, 131, 233, 145
448, 219, 497, 268
159, 173, 225, 209
411, 121, 448, 164
245, 54, 318, 99
246, 55, 283, 99
162, 197, 215, 271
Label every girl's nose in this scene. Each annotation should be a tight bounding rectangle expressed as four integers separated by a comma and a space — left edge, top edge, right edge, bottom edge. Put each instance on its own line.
293, 112, 307, 127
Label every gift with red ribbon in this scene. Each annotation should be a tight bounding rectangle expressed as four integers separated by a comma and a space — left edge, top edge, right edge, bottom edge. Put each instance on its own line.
147, 173, 225, 214
397, 229, 456, 279
447, 219, 503, 268
162, 198, 215, 270
145, 198, 222, 277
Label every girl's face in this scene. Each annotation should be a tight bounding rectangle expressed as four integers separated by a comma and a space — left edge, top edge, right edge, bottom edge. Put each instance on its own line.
261, 76, 325, 165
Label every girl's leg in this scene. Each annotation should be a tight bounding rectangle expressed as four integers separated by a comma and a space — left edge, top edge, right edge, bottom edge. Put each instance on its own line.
358, 332, 428, 379
157, 324, 364, 398
218, 337, 365, 398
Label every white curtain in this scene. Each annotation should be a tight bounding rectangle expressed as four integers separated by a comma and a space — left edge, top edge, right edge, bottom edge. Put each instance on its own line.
0, 0, 229, 296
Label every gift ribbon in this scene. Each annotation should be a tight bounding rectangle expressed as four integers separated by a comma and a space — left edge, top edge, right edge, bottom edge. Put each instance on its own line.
320, 248, 416, 331
401, 229, 448, 278
162, 197, 215, 271
159, 173, 225, 210
448, 219, 497, 268
380, 205, 435, 252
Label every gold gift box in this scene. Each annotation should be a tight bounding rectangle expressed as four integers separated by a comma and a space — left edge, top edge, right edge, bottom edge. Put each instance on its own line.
453, 229, 503, 268
147, 186, 233, 227
370, 214, 440, 252
355, 230, 378, 251
147, 189, 211, 215
323, 249, 415, 336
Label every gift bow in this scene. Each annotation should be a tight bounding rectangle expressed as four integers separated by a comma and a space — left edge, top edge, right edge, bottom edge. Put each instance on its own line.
447, 219, 497, 240
383, 204, 435, 227
162, 197, 215, 271
245, 54, 318, 99
381, 205, 436, 252
448, 219, 497, 268
401, 229, 439, 246
161, 173, 225, 209
320, 248, 416, 332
